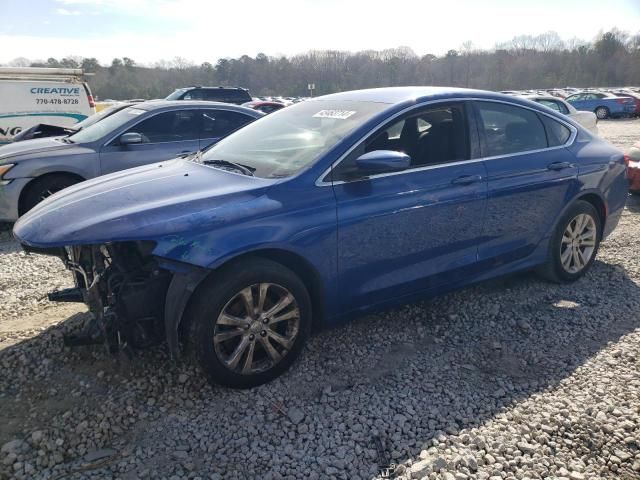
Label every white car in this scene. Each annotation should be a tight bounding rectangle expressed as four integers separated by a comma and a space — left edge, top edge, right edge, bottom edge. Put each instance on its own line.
520, 95, 598, 135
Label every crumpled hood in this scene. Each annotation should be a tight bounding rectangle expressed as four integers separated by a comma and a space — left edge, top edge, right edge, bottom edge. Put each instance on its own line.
13, 158, 276, 248
0, 137, 76, 162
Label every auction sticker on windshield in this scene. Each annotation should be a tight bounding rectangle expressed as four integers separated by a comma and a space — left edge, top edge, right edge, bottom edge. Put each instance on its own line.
313, 110, 356, 119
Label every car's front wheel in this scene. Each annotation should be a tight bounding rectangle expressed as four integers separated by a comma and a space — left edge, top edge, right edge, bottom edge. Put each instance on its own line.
539, 200, 602, 283
188, 258, 311, 388
20, 174, 81, 216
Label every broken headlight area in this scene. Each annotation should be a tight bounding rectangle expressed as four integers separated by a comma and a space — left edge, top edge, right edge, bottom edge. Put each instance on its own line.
48, 241, 171, 353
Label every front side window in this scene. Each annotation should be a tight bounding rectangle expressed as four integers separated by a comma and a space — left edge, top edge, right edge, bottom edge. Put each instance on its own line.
476, 102, 547, 157
183, 90, 204, 100
201, 110, 253, 138
200, 99, 389, 178
127, 110, 199, 143
332, 103, 469, 181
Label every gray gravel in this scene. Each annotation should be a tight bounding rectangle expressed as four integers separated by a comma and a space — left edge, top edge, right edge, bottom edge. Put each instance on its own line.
1, 119, 639, 480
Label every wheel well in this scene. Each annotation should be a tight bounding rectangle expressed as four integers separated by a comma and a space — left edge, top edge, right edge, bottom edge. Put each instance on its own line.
178, 249, 327, 343
240, 249, 326, 330
18, 172, 85, 215
577, 193, 606, 229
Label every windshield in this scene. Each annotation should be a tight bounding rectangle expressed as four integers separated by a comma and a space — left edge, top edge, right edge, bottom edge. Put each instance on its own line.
166, 88, 187, 100
67, 107, 146, 143
200, 99, 389, 178
71, 104, 127, 131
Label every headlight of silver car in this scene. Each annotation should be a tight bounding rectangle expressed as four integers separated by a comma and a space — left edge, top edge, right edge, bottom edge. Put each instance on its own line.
0, 164, 14, 185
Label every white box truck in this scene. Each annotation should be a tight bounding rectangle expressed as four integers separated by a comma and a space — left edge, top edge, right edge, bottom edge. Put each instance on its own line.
0, 67, 96, 143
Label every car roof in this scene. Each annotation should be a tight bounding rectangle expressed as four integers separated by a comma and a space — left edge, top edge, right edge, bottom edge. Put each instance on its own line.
132, 100, 263, 116
316, 86, 534, 105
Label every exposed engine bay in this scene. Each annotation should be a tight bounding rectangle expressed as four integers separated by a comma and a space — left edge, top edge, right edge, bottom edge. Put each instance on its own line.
46, 241, 172, 353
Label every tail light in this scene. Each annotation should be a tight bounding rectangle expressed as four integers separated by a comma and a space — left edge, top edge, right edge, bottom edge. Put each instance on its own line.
624, 154, 630, 166
87, 95, 95, 108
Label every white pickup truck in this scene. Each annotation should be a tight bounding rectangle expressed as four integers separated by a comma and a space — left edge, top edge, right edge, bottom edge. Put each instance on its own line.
0, 67, 96, 143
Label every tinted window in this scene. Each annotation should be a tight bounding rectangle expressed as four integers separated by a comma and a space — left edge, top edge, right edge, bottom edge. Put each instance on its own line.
183, 90, 204, 100
201, 110, 253, 138
128, 110, 199, 143
201, 89, 251, 104
540, 115, 572, 146
476, 102, 547, 156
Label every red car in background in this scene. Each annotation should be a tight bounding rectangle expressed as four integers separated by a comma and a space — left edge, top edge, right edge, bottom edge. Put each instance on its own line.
242, 101, 286, 114
626, 141, 640, 194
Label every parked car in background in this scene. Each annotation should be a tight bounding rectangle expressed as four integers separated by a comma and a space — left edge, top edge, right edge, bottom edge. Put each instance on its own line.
565, 91, 636, 119
520, 95, 598, 135
13, 87, 627, 388
0, 67, 95, 144
242, 100, 286, 114
166, 86, 252, 105
625, 141, 640, 194
611, 90, 640, 117
0, 101, 262, 220
11, 101, 142, 142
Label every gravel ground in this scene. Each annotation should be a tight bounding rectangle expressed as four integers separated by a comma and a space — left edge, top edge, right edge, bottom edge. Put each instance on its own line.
1, 119, 639, 480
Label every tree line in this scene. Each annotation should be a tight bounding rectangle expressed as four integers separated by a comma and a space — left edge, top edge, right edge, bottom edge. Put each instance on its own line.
6, 30, 640, 100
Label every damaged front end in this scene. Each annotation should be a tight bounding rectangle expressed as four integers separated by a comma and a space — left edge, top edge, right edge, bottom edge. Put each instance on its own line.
44, 241, 172, 353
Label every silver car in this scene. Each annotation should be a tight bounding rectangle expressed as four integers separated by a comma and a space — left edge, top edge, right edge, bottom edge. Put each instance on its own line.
0, 100, 263, 221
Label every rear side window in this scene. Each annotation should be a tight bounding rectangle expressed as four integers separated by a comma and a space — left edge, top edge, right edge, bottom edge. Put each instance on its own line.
129, 110, 199, 143
476, 102, 547, 157
539, 115, 572, 146
201, 110, 253, 138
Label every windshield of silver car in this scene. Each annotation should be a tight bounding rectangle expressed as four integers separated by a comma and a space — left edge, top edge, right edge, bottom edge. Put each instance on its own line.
67, 107, 146, 144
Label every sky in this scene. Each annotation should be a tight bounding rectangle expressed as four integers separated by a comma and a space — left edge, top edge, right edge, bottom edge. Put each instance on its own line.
0, 0, 639, 65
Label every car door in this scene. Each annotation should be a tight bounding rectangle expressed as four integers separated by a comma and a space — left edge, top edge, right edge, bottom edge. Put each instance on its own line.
99, 109, 200, 175
199, 109, 256, 150
473, 100, 579, 267
330, 102, 488, 310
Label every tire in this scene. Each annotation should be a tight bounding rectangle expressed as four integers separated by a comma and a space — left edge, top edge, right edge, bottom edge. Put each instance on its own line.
20, 174, 81, 215
595, 106, 609, 120
187, 258, 312, 389
538, 200, 602, 283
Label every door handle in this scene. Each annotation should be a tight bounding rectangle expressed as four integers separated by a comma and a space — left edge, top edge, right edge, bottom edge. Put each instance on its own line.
451, 174, 483, 185
547, 161, 572, 171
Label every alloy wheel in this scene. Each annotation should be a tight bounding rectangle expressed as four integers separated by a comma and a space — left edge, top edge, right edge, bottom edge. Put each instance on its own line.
213, 283, 300, 375
560, 213, 597, 274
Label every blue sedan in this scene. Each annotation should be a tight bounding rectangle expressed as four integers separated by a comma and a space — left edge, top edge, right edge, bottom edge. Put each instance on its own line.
14, 87, 628, 388
565, 91, 636, 119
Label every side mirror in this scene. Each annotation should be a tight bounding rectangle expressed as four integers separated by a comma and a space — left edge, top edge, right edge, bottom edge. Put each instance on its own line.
120, 132, 143, 145
355, 150, 411, 175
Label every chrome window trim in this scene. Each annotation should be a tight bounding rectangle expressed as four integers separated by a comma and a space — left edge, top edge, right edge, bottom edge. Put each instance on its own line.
315, 97, 578, 187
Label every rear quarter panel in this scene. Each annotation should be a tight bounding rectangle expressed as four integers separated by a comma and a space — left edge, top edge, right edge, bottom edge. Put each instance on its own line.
568, 132, 627, 237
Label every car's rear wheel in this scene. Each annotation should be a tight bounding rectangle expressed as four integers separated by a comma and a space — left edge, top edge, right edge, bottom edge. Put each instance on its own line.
20, 174, 81, 216
538, 200, 601, 283
187, 258, 311, 388
595, 106, 609, 120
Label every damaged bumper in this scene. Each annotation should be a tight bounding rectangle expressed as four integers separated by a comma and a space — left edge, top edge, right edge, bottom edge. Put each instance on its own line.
37, 241, 207, 356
